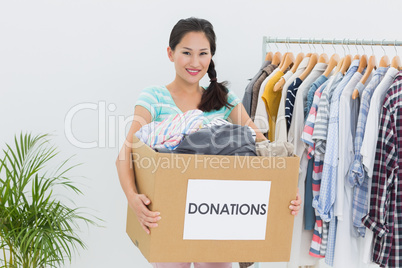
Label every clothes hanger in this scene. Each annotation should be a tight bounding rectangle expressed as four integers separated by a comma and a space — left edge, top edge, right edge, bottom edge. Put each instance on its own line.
353, 40, 376, 100
279, 52, 288, 69
298, 53, 318, 81
271, 51, 282, 66
273, 39, 296, 92
273, 44, 301, 92
391, 40, 402, 70
305, 38, 312, 57
265, 38, 273, 61
271, 39, 282, 66
339, 39, 352, 74
317, 39, 328, 63
290, 40, 305, 73
322, 43, 340, 78
265, 52, 273, 62
357, 40, 367, 74
378, 40, 390, 68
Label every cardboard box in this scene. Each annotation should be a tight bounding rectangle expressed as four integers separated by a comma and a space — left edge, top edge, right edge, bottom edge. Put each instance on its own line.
126, 136, 300, 263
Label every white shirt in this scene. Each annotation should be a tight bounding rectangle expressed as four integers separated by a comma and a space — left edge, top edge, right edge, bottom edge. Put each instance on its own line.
361, 67, 399, 178
286, 62, 328, 268
254, 68, 279, 133
275, 57, 310, 142
335, 71, 363, 219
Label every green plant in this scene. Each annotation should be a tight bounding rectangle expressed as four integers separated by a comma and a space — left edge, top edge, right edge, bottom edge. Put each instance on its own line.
0, 133, 98, 268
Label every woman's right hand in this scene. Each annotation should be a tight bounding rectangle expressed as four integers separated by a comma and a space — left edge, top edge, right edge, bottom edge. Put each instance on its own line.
129, 193, 161, 234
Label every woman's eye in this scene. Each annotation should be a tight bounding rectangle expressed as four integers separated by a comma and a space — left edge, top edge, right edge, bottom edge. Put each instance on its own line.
183, 52, 190, 55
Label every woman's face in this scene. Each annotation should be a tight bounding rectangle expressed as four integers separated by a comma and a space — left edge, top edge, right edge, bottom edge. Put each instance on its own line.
168, 31, 212, 86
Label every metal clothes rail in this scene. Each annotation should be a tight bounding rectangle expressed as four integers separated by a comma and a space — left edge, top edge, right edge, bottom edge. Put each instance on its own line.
262, 36, 402, 60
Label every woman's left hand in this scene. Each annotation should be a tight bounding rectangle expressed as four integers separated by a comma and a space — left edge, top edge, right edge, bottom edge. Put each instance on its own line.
289, 189, 302, 216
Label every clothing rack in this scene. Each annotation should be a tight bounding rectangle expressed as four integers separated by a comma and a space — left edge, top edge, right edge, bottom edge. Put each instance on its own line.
262, 36, 402, 62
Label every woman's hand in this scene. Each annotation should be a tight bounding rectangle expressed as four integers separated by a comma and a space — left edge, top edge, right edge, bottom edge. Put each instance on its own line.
289, 189, 302, 216
129, 193, 161, 234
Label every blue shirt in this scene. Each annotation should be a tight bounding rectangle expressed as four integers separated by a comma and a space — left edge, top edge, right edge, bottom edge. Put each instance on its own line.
285, 78, 303, 130
319, 59, 360, 266
305, 75, 329, 120
348, 67, 388, 237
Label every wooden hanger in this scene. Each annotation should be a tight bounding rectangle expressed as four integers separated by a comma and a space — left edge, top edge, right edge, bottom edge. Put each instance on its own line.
379, 55, 390, 67
357, 54, 367, 74
271, 53, 295, 92
340, 54, 352, 74
353, 54, 360, 60
318, 53, 329, 64
298, 53, 318, 81
334, 57, 345, 74
273, 52, 302, 92
271, 51, 282, 66
265, 51, 273, 62
391, 55, 402, 70
280, 52, 294, 73
353, 55, 376, 99
279, 52, 288, 69
322, 53, 340, 77
290, 52, 305, 73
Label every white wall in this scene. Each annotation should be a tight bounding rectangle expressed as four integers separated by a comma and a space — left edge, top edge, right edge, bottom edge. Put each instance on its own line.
1, 0, 402, 267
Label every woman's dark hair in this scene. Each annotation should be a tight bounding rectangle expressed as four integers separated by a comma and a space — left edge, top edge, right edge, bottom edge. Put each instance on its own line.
169, 17, 233, 112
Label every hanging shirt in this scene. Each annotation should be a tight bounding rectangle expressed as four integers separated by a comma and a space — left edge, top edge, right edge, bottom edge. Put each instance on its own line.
254, 68, 280, 133
286, 62, 328, 268
242, 60, 271, 116
362, 74, 402, 268
360, 67, 400, 178
319, 59, 360, 266
348, 67, 388, 237
305, 75, 329, 120
276, 57, 310, 142
135, 85, 241, 123
312, 72, 344, 156
261, 70, 286, 141
284, 78, 303, 131
334, 70, 365, 220
250, 64, 278, 119
301, 78, 332, 259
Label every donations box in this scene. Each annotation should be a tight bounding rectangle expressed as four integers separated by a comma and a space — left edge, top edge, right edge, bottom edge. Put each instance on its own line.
126, 135, 300, 263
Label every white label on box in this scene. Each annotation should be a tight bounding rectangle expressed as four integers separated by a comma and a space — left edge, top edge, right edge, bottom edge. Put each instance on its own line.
183, 179, 271, 240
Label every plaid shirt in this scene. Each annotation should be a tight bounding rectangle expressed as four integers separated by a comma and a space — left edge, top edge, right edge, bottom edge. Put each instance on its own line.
348, 67, 388, 237
362, 73, 402, 268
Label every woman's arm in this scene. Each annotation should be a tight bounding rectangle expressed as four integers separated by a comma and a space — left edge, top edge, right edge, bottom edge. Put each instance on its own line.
228, 103, 302, 216
116, 106, 161, 234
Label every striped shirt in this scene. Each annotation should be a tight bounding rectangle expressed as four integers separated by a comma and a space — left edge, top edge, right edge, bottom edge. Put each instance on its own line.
285, 78, 303, 130
312, 72, 344, 155
305, 75, 329, 120
135, 85, 241, 124
301, 79, 330, 258
320, 60, 360, 266
362, 74, 402, 267
348, 67, 388, 237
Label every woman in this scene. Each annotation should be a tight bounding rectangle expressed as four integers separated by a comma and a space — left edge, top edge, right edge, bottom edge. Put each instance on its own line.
116, 17, 301, 268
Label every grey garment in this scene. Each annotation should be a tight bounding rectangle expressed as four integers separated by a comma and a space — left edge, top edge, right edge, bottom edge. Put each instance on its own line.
250, 64, 278, 119
242, 60, 271, 116
255, 140, 294, 157
157, 124, 256, 156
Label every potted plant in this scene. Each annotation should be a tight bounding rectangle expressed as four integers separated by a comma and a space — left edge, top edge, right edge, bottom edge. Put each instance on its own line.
0, 133, 99, 268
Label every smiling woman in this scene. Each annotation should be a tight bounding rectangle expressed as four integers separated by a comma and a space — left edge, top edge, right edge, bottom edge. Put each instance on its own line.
115, 17, 302, 268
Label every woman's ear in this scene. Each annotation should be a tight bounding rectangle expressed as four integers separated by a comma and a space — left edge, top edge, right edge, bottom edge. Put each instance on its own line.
167, 46, 174, 62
